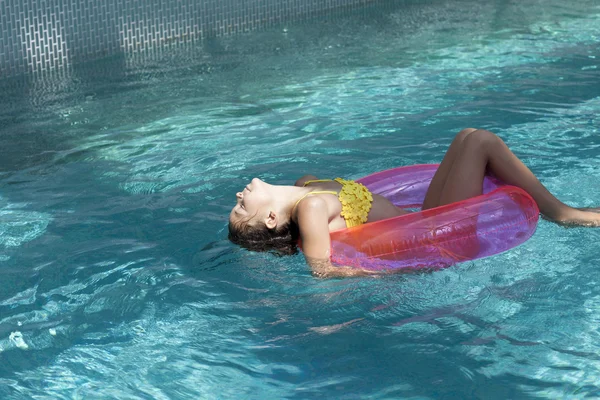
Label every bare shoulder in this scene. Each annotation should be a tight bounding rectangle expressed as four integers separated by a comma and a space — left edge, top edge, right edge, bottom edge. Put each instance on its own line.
295, 195, 329, 231
296, 194, 328, 217
294, 175, 319, 187
296, 196, 331, 260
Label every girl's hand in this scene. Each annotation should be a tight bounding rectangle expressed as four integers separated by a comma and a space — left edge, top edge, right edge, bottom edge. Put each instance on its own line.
307, 257, 379, 279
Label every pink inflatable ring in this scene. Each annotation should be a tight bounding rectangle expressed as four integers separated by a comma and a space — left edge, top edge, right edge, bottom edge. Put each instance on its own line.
329, 164, 540, 271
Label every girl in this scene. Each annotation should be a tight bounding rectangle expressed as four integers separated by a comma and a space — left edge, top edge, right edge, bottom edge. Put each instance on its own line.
229, 129, 600, 278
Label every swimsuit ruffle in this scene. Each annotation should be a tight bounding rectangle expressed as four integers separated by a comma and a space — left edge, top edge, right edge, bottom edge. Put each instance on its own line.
334, 178, 373, 227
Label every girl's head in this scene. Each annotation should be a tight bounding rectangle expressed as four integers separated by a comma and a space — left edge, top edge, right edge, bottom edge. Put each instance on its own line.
228, 178, 299, 255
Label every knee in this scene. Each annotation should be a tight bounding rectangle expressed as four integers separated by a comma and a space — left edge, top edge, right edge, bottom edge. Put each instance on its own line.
462, 129, 500, 152
454, 128, 478, 142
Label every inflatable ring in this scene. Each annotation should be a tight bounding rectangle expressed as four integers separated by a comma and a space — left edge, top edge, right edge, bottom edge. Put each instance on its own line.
329, 164, 540, 270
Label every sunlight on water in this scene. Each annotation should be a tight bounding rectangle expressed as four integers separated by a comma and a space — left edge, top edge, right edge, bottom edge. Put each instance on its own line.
0, 197, 51, 262
76, 4, 600, 198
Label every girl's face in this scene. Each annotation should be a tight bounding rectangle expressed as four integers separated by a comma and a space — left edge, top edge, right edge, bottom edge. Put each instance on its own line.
229, 178, 273, 226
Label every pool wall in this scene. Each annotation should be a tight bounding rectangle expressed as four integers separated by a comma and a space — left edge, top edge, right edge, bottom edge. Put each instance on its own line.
0, 0, 390, 77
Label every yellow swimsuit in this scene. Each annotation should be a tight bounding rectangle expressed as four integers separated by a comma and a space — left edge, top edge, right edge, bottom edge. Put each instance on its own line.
294, 178, 374, 228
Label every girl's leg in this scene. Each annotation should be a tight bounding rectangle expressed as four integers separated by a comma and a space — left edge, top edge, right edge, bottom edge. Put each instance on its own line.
422, 128, 478, 209
435, 129, 600, 226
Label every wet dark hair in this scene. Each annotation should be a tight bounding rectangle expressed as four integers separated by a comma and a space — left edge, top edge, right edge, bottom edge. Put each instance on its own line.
228, 217, 300, 256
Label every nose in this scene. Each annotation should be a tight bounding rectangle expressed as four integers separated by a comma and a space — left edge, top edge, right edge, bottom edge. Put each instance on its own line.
251, 177, 261, 185
236, 192, 243, 199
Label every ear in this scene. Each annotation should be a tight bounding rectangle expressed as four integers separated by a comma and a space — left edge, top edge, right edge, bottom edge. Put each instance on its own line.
264, 211, 278, 230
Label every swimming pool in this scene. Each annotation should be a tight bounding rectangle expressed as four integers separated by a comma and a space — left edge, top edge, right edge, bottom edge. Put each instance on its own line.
1, 0, 600, 397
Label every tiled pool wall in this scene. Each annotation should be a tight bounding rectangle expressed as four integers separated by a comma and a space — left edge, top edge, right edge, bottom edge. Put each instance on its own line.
0, 0, 389, 78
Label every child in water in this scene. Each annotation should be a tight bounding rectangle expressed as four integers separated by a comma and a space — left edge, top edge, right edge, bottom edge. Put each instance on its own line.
229, 129, 600, 278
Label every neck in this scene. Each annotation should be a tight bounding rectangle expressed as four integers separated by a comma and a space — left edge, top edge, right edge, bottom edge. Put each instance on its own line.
270, 184, 316, 218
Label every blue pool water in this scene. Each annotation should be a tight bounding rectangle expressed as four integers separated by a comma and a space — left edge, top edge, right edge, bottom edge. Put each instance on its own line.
1, 0, 600, 398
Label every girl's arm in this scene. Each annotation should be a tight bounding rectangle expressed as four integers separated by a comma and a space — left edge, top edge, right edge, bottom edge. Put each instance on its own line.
296, 196, 376, 278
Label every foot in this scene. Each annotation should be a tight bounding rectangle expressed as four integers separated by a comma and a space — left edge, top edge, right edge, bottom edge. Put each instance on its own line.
546, 208, 600, 227
577, 207, 600, 213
